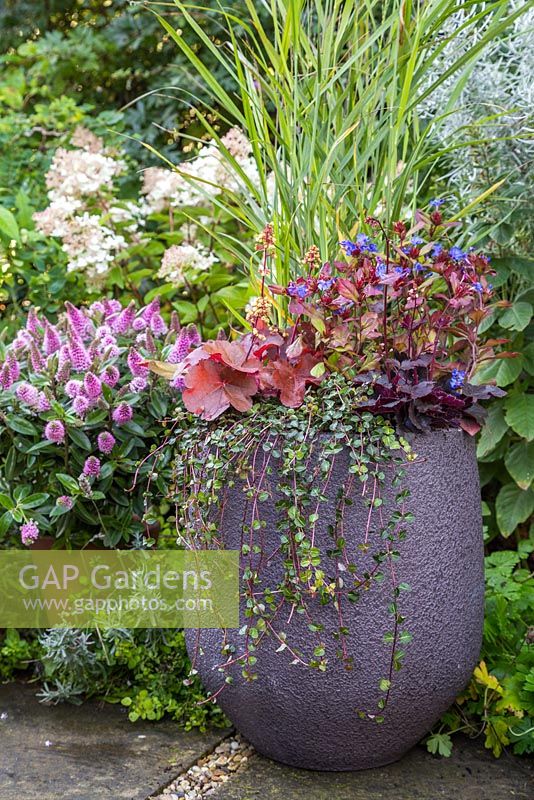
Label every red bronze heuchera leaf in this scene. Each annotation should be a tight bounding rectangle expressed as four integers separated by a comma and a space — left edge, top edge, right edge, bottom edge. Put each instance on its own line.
182, 359, 258, 420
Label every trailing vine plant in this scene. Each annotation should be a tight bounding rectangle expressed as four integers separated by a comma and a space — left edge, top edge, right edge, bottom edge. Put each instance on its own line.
168, 375, 415, 722
144, 206, 510, 722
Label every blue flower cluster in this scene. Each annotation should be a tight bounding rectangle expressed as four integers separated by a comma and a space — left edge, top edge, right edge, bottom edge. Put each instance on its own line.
340, 233, 378, 255
450, 369, 466, 390
288, 281, 308, 299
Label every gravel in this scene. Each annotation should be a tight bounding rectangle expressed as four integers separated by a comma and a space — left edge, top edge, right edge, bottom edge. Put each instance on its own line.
151, 735, 255, 800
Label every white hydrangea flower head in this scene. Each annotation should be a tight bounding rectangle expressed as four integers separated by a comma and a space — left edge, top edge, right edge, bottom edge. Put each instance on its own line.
158, 243, 218, 285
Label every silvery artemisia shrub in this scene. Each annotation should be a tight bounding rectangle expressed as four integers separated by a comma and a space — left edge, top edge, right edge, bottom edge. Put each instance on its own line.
419, 1, 534, 245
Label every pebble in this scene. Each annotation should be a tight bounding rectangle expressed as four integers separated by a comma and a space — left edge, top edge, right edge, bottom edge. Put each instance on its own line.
151, 735, 254, 800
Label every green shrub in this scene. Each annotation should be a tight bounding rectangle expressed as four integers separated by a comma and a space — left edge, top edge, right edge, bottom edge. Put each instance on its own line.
36, 628, 225, 731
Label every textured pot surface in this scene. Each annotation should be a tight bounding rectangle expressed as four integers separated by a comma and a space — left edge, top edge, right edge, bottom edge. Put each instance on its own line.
186, 429, 484, 771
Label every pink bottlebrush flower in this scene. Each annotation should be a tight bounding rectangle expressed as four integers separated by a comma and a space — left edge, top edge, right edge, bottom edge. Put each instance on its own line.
20, 520, 39, 546
112, 301, 136, 334
26, 307, 42, 336
44, 420, 66, 443
144, 329, 157, 355
83, 456, 101, 477
65, 379, 83, 398
43, 321, 62, 356
36, 392, 51, 412
57, 495, 74, 510
170, 375, 186, 391
7, 352, 20, 382
169, 311, 181, 333
112, 402, 133, 426
84, 372, 102, 400
101, 365, 120, 387
30, 342, 45, 373
97, 431, 116, 454
130, 376, 147, 392
127, 348, 149, 377
67, 330, 91, 372
186, 323, 201, 347
89, 301, 106, 317
141, 298, 160, 323
56, 346, 71, 382
65, 301, 91, 338
16, 382, 39, 407
168, 329, 191, 364
73, 395, 90, 417
0, 362, 13, 390
102, 299, 122, 318
150, 313, 168, 337
132, 317, 147, 331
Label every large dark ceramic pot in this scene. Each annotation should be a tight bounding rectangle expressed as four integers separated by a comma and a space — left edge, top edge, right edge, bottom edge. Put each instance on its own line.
186, 429, 484, 771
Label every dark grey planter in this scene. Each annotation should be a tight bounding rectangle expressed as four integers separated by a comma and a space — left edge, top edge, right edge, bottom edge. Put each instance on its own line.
186, 429, 484, 771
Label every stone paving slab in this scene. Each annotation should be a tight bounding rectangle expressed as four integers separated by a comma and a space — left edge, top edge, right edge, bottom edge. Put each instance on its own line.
0, 682, 228, 800
209, 737, 534, 800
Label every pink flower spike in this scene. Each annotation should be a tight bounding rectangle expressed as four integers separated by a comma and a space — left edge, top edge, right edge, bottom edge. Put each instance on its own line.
150, 314, 168, 337
65, 301, 91, 338
101, 365, 120, 387
26, 308, 42, 336
112, 301, 136, 334
67, 330, 91, 372
127, 348, 149, 378
7, 353, 20, 382
130, 376, 147, 392
97, 431, 116, 454
83, 456, 101, 477
57, 496, 74, 510
44, 420, 66, 444
112, 402, 133, 426
84, 372, 102, 400
30, 343, 45, 373
36, 392, 51, 412
141, 298, 160, 323
0, 363, 13, 390
16, 382, 39, 407
20, 520, 39, 546
65, 379, 83, 398
73, 395, 90, 417
43, 321, 62, 356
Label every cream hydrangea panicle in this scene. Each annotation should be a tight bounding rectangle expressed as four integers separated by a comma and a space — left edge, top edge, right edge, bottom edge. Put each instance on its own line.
158, 243, 218, 285
45, 147, 126, 201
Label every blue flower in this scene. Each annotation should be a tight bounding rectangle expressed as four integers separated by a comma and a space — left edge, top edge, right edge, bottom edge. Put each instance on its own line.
340, 240, 358, 256
317, 278, 335, 291
288, 282, 308, 299
340, 235, 378, 255
411, 236, 425, 246
333, 301, 354, 315
449, 246, 466, 261
356, 233, 378, 253
375, 260, 387, 278
450, 369, 466, 390
473, 282, 483, 293
431, 243, 443, 257
429, 198, 445, 208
